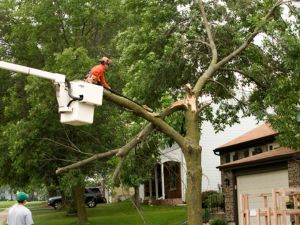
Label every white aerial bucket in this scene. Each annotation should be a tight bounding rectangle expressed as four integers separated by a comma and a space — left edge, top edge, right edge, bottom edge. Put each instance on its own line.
60, 81, 103, 126
0, 61, 104, 126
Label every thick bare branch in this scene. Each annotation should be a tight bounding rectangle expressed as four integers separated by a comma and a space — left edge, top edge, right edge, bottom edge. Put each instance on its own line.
56, 99, 186, 174
56, 149, 119, 174
193, 0, 283, 96
198, 0, 218, 63
116, 124, 155, 157
193, 1, 219, 96
216, 0, 283, 68
103, 90, 186, 147
111, 157, 126, 183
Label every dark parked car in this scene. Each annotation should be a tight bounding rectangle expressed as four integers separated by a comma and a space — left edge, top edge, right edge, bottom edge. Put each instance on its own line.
48, 187, 107, 209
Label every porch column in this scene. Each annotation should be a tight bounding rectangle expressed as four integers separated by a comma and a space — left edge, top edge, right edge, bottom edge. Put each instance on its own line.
155, 166, 158, 199
161, 163, 165, 199
149, 179, 152, 204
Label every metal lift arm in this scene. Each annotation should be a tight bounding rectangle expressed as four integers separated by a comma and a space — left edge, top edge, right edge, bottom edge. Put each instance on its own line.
0, 60, 103, 126
0, 61, 65, 83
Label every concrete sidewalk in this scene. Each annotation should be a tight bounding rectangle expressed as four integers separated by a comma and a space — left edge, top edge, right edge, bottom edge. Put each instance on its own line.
0, 209, 8, 225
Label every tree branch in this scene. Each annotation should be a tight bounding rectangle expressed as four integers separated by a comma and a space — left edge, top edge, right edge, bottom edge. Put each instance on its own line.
208, 79, 248, 110
56, 149, 119, 174
193, 0, 283, 96
41, 138, 92, 156
111, 157, 126, 183
216, 0, 283, 69
220, 68, 269, 89
103, 90, 186, 147
56, 99, 186, 174
198, 0, 218, 63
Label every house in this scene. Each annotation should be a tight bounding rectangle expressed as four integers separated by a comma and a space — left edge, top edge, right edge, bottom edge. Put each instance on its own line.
214, 123, 300, 225
139, 144, 187, 205
138, 125, 226, 205
0, 186, 15, 201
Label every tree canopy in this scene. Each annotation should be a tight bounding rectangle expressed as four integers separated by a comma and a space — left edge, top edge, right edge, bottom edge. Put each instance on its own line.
0, 1, 299, 225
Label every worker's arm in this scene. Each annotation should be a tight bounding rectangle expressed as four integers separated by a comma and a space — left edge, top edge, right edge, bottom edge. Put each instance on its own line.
99, 73, 111, 89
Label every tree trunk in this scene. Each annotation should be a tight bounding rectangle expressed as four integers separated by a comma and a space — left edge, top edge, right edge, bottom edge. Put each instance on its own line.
73, 187, 88, 224
133, 185, 141, 209
184, 148, 202, 225
183, 107, 203, 225
67, 188, 77, 215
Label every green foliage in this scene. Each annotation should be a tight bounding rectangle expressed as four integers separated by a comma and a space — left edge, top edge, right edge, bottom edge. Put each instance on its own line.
117, 0, 299, 147
60, 170, 85, 194
0, 0, 130, 192
0, 2, 299, 225
119, 135, 160, 188
209, 218, 226, 225
202, 191, 225, 210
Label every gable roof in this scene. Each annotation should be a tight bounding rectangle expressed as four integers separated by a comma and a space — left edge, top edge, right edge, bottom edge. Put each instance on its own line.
218, 147, 296, 169
214, 123, 278, 153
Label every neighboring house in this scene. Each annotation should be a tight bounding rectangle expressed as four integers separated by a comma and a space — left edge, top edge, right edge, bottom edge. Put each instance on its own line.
139, 144, 187, 205
214, 123, 300, 225
0, 186, 15, 201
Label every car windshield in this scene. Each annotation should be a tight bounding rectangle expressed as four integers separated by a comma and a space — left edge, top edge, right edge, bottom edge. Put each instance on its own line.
89, 188, 100, 193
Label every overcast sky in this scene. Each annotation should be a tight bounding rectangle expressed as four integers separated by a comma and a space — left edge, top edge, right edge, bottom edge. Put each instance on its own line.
200, 116, 262, 191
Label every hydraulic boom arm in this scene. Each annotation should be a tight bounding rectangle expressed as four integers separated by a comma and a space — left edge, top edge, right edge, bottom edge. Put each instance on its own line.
0, 61, 65, 82
0, 61, 103, 126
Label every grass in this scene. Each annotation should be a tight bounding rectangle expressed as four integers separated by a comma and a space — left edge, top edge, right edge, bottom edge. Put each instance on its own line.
31, 201, 187, 225
0, 201, 43, 212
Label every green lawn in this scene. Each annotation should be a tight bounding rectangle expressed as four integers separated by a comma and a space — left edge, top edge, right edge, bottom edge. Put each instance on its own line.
31, 201, 187, 225
0, 201, 44, 212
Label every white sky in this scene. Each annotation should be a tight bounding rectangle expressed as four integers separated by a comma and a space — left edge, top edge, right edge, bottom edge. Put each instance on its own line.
200, 116, 262, 191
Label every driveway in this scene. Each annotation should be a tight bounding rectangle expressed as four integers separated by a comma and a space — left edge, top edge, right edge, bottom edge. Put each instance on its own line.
0, 209, 8, 225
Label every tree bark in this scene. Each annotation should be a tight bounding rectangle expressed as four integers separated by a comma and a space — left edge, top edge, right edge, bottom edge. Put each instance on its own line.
184, 147, 202, 225
182, 102, 202, 225
133, 185, 141, 209
73, 187, 88, 224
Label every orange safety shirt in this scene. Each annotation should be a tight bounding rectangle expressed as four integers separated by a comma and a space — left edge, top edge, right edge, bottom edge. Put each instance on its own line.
90, 64, 111, 89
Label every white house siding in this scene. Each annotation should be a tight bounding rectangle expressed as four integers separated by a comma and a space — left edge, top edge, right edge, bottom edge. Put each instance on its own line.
237, 170, 289, 225
0, 186, 15, 201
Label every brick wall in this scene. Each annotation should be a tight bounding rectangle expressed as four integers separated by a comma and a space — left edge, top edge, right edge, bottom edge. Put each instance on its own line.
221, 170, 236, 223
288, 160, 300, 187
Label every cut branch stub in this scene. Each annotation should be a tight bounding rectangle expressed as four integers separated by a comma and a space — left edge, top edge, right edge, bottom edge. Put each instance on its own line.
184, 83, 197, 112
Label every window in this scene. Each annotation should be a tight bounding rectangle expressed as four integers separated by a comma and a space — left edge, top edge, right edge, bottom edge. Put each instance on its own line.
244, 150, 249, 158
230, 152, 238, 161
233, 152, 238, 161
253, 147, 262, 155
225, 154, 230, 163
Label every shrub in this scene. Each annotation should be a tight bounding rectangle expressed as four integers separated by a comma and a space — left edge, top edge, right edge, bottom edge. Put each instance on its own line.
209, 218, 226, 225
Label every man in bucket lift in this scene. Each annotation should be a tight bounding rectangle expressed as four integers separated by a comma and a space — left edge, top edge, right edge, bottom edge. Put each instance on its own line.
85, 56, 153, 112
84, 56, 112, 89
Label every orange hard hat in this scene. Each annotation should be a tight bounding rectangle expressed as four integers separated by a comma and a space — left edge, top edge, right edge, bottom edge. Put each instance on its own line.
100, 56, 112, 66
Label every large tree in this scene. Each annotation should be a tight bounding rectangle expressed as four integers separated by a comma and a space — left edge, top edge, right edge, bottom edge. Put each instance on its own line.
56, 1, 300, 225
0, 0, 130, 222
1, 1, 299, 225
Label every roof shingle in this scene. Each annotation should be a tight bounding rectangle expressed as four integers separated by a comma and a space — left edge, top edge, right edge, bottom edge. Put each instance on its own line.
218, 123, 277, 149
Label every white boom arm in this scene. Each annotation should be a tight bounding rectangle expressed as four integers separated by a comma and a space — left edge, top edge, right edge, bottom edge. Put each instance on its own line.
0, 61, 103, 126
0, 61, 65, 82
